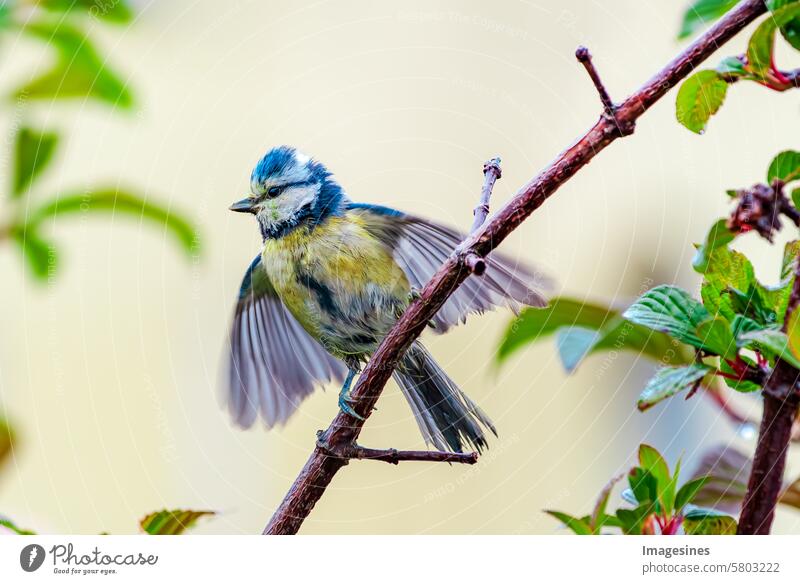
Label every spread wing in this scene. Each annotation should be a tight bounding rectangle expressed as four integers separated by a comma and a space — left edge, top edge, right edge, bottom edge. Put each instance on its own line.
349, 203, 548, 333
227, 254, 347, 428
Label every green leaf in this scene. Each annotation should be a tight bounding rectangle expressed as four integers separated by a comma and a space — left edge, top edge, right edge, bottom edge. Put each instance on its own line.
13, 127, 59, 197
792, 188, 800, 210
616, 503, 655, 535
788, 309, 800, 363
0, 518, 36, 535
678, 0, 739, 39
696, 317, 736, 358
747, 3, 800, 79
675, 476, 710, 512
739, 328, 800, 368
683, 508, 737, 535
699, 246, 756, 321
675, 70, 728, 134
0, 417, 15, 468
692, 219, 736, 273
36, 0, 134, 23
11, 228, 57, 280
16, 21, 134, 109
26, 188, 200, 256
766, 0, 800, 51
719, 354, 762, 392
544, 510, 593, 535
638, 363, 713, 411
767, 150, 800, 184
628, 467, 658, 508
726, 285, 777, 327
623, 285, 710, 348
140, 509, 215, 535
497, 298, 616, 362
639, 444, 673, 511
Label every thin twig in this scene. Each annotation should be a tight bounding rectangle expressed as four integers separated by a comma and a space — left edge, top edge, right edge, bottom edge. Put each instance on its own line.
342, 445, 478, 465
263, 0, 769, 535
464, 157, 503, 275
575, 46, 616, 116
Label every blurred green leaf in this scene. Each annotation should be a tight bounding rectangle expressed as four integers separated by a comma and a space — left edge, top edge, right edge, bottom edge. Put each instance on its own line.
766, 0, 800, 51
16, 21, 134, 109
767, 150, 800, 184
623, 285, 710, 349
497, 298, 615, 362
683, 508, 737, 534
27, 188, 200, 255
0, 416, 15, 468
616, 503, 654, 535
11, 228, 57, 280
0, 518, 36, 535
692, 219, 735, 273
590, 475, 623, 534
689, 445, 751, 513
678, 0, 739, 39
36, 0, 134, 23
0, 4, 11, 32
738, 328, 800, 368
140, 509, 215, 535
639, 444, 675, 515
638, 363, 712, 411
13, 127, 59, 197
676, 70, 727, 134
747, 3, 800, 79
792, 188, 800, 210
675, 477, 710, 512
628, 467, 658, 508
544, 510, 592, 535
788, 309, 800, 363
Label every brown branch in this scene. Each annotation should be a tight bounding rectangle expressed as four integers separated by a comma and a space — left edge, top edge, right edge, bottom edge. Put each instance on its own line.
263, 0, 769, 535
575, 46, 616, 117
338, 444, 478, 465
738, 260, 800, 535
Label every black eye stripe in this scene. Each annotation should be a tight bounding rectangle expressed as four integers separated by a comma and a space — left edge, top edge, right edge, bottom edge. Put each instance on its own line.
264, 180, 315, 198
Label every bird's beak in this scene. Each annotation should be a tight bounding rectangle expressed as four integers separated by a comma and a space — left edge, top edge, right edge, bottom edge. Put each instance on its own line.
229, 197, 257, 214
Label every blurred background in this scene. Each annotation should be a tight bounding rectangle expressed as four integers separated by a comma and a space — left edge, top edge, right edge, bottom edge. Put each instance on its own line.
0, 0, 799, 534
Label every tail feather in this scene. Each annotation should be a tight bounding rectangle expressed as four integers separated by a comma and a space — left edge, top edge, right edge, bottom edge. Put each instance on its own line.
393, 342, 496, 453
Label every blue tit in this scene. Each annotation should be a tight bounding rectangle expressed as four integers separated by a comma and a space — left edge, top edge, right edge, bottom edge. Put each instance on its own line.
227, 146, 546, 453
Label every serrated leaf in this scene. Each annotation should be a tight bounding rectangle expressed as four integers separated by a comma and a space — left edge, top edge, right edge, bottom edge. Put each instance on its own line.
638, 363, 712, 411
676, 70, 728, 134
11, 228, 57, 281
26, 188, 199, 256
678, 0, 739, 39
17, 21, 134, 109
544, 510, 593, 535
768, 150, 800, 184
700, 246, 756, 321
747, 3, 800, 80
140, 509, 215, 535
675, 477, 710, 512
692, 219, 736, 273
13, 127, 59, 197
37, 0, 134, 23
623, 285, 710, 348
683, 508, 737, 534
739, 328, 800, 368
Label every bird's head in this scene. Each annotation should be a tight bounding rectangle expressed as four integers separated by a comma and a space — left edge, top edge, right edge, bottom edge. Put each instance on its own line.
230, 146, 346, 239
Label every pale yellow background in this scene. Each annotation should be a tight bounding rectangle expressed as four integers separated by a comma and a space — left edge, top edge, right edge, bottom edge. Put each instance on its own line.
1, 0, 799, 534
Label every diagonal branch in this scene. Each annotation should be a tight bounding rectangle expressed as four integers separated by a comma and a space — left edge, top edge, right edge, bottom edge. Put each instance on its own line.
263, 0, 769, 535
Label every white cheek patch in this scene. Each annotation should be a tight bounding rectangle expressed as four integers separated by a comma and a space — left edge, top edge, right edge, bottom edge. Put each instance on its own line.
259, 185, 319, 227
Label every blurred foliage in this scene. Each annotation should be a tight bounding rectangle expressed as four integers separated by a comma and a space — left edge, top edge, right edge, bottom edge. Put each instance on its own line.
676, 1, 800, 133
140, 509, 217, 535
0, 516, 36, 535
0, 0, 200, 281
0, 416, 14, 468
547, 444, 730, 535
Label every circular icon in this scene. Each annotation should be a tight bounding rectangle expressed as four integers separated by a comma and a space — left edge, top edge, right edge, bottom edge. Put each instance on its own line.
19, 544, 46, 572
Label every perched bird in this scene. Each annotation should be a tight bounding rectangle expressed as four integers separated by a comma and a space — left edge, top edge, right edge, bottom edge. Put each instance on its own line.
227, 146, 546, 453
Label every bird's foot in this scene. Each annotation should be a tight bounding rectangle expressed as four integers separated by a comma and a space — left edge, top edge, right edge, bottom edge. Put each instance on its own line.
407, 287, 422, 302
338, 389, 365, 420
